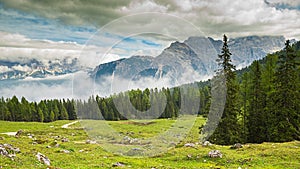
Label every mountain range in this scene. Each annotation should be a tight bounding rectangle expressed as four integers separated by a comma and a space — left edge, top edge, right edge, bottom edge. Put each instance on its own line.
91, 35, 286, 85
0, 36, 287, 84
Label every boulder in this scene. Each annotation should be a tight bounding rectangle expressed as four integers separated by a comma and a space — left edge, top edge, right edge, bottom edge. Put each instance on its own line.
0, 147, 8, 156
86, 140, 97, 144
187, 154, 192, 159
202, 141, 212, 146
27, 133, 34, 139
61, 138, 69, 142
36, 152, 51, 166
208, 150, 222, 158
184, 143, 196, 148
112, 162, 125, 167
15, 130, 23, 137
60, 149, 70, 154
230, 143, 243, 149
1, 144, 20, 153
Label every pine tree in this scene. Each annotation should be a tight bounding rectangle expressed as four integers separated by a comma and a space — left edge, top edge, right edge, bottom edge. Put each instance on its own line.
208, 34, 240, 145
271, 40, 300, 141
247, 61, 266, 143
261, 54, 278, 141
239, 72, 250, 142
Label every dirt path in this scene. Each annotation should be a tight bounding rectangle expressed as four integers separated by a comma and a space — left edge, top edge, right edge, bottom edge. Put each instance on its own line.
0, 121, 79, 136
61, 121, 79, 129
0, 131, 17, 136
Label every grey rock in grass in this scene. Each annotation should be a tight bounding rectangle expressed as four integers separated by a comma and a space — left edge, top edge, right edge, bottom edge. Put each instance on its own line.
60, 149, 70, 154
36, 152, 51, 166
184, 143, 196, 148
61, 138, 69, 142
0, 147, 8, 156
112, 162, 125, 167
15, 130, 23, 137
202, 141, 212, 147
208, 150, 222, 158
86, 140, 97, 144
230, 143, 243, 149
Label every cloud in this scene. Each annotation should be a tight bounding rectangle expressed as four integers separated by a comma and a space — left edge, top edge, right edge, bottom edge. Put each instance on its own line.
1, 0, 299, 40
0, 31, 94, 67
0, 0, 130, 26
0, 65, 11, 73
0, 77, 73, 101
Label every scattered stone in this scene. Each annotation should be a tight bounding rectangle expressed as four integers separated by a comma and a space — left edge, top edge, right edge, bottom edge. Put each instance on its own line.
15, 130, 23, 137
27, 133, 34, 139
238, 167, 242, 169
122, 136, 139, 144
46, 145, 51, 148
0, 147, 8, 156
79, 149, 84, 153
202, 141, 212, 147
2, 144, 20, 153
187, 154, 192, 159
230, 143, 243, 149
208, 150, 222, 158
184, 143, 196, 148
36, 152, 51, 166
60, 149, 70, 154
53, 135, 60, 139
130, 138, 139, 144
86, 140, 97, 144
7, 154, 16, 158
0, 144, 20, 159
61, 138, 69, 142
112, 162, 125, 167
54, 143, 60, 148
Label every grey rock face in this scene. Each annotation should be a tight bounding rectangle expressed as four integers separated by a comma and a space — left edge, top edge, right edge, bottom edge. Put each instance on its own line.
92, 36, 285, 85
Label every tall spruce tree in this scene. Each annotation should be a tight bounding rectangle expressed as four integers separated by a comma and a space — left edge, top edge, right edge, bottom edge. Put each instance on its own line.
271, 40, 300, 141
208, 34, 240, 145
247, 61, 267, 143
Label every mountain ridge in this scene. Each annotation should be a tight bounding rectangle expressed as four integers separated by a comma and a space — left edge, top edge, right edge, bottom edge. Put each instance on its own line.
92, 35, 286, 85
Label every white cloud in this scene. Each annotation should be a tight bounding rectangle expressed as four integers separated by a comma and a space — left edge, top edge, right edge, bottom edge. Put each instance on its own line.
1, 0, 300, 40
11, 65, 32, 72
0, 31, 124, 68
0, 66, 12, 73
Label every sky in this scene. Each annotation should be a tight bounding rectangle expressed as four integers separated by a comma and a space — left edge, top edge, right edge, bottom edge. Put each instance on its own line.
0, 0, 300, 100
1, 0, 300, 64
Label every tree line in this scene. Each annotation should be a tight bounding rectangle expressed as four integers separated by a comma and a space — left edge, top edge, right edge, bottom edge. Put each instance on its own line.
0, 97, 77, 122
76, 84, 210, 120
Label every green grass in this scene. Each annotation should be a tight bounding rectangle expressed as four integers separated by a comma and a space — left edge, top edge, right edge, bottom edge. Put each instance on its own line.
0, 117, 299, 169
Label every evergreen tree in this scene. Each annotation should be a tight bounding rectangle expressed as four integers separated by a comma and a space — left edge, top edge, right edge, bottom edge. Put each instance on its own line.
247, 61, 266, 143
239, 72, 250, 142
261, 54, 278, 141
208, 34, 240, 145
271, 40, 300, 141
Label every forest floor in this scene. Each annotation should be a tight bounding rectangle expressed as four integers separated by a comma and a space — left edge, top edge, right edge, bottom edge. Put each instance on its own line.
0, 117, 299, 169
